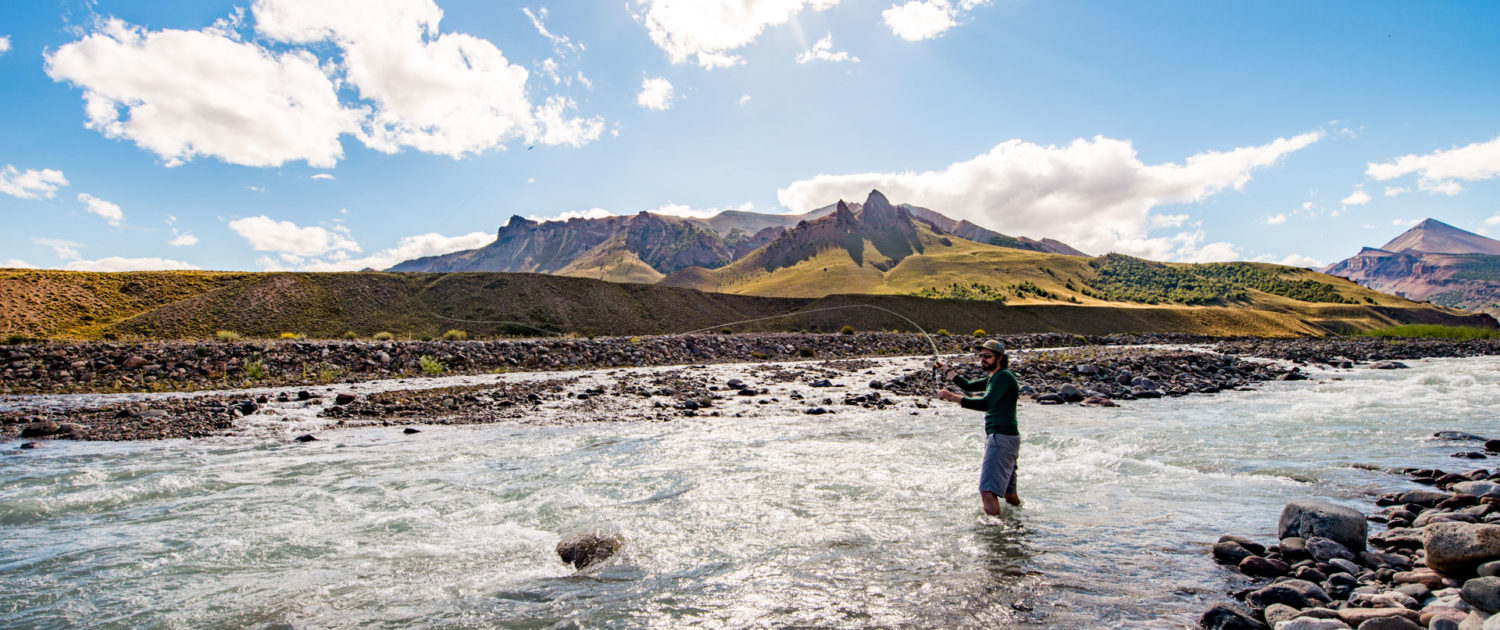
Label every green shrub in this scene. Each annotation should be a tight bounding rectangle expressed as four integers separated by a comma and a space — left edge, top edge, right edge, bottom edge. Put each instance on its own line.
420, 333, 435, 341
5, 334, 33, 345
216, 330, 241, 343
629, 336, 641, 344
972, 329, 986, 337
343, 330, 358, 340
797, 347, 816, 358
373, 331, 394, 341
936, 329, 950, 337
243, 358, 267, 380
442, 329, 468, 341
1359, 324, 1500, 340
318, 363, 346, 382
720, 328, 733, 335
419, 355, 445, 376
280, 332, 304, 341
840, 325, 855, 335
750, 351, 770, 359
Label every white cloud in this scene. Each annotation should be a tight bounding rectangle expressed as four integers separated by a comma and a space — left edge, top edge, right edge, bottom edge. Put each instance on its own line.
228, 215, 361, 257
64, 257, 200, 271
1392, 218, 1418, 227
0, 165, 69, 200
1366, 134, 1500, 196
1277, 254, 1324, 268
528, 208, 614, 222
796, 33, 858, 64
46, 2, 604, 169
169, 232, 199, 247
1265, 213, 1287, 225
46, 18, 350, 168
1485, 214, 1500, 227
882, 0, 988, 41
1384, 186, 1409, 197
522, 7, 581, 55
648, 202, 730, 219
3, 259, 35, 269
635, 0, 840, 69
1300, 201, 1316, 211
778, 131, 1321, 262
32, 237, 84, 261
1340, 189, 1371, 206
297, 230, 492, 271
637, 77, 675, 110
255, 0, 603, 157
0, 35, 10, 56
77, 193, 124, 226
739, 94, 751, 105
311, 173, 335, 181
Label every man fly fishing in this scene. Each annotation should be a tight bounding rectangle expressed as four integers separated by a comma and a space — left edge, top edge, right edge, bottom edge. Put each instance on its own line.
936, 339, 1022, 515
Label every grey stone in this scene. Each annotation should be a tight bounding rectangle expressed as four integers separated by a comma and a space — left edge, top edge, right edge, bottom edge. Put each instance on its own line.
1455, 481, 1500, 497
1200, 603, 1267, 630
1354, 617, 1420, 630
1281, 501, 1369, 553
1479, 560, 1500, 578
1214, 541, 1257, 565
1309, 536, 1357, 563
1424, 522, 1500, 575
1399, 489, 1455, 507
556, 530, 623, 570
1462, 576, 1500, 614
1281, 537, 1311, 561
1277, 620, 1351, 630
1248, 579, 1331, 610
1264, 603, 1300, 627
1328, 558, 1362, 576
1242, 555, 1292, 578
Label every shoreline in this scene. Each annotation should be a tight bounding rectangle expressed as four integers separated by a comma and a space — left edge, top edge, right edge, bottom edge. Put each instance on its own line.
6, 335, 1499, 443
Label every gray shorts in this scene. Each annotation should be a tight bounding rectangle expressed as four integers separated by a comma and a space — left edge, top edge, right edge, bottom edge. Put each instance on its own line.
979, 433, 1020, 495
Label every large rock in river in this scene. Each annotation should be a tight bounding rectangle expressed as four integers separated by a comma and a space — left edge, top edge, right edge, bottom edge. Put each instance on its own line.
556, 530, 623, 569
1279, 500, 1367, 553
1423, 522, 1500, 575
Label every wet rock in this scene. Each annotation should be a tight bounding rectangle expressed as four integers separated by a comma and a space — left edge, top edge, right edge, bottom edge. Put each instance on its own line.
726, 378, 744, 388
1220, 535, 1267, 556
1456, 481, 1500, 497
1035, 394, 1064, 405
555, 530, 623, 569
1354, 617, 1421, 630
1057, 384, 1085, 403
809, 379, 833, 388
19, 421, 83, 439
18, 442, 38, 450
805, 407, 828, 415
1280, 500, 1368, 553
238, 401, 259, 415
1487, 439, 1500, 453
1369, 361, 1409, 370
1328, 557, 1362, 576
1281, 536, 1311, 562
1436, 431, 1489, 442
1276, 620, 1350, 630
1082, 395, 1118, 407
403, 427, 421, 434
335, 393, 356, 405
1247, 578, 1330, 610
294, 434, 320, 442
1240, 555, 1292, 578
1336, 609, 1421, 626
1214, 541, 1257, 565
1199, 602, 1267, 630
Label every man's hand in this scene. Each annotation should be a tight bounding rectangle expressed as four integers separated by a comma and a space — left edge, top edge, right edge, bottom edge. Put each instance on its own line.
936, 389, 962, 403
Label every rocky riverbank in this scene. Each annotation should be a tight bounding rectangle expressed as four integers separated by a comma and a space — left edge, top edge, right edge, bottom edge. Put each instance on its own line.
1201, 435, 1500, 630
4, 334, 1486, 442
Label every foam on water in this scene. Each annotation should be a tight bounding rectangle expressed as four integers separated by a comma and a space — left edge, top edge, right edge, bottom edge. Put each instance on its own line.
3, 355, 1500, 628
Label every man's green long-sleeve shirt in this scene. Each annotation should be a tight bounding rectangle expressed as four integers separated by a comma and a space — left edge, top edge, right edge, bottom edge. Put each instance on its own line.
953, 368, 1019, 435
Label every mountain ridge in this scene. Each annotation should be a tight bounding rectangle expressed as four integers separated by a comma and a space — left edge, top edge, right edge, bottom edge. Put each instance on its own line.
1324, 218, 1500, 317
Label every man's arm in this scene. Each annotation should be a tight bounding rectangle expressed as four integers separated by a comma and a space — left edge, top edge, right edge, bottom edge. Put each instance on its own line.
959, 373, 1014, 412
951, 374, 987, 392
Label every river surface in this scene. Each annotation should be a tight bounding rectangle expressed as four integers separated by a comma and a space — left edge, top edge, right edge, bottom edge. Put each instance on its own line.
3, 355, 1499, 629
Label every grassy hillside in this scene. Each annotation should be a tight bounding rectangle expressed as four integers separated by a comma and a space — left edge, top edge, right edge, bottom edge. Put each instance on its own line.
1, 268, 1492, 341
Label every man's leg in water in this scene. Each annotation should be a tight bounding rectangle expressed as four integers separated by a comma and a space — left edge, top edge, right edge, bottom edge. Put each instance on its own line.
980, 491, 1002, 515
1004, 460, 1021, 507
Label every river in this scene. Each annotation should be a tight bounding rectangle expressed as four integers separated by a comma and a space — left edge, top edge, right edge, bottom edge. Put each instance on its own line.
3, 355, 1498, 628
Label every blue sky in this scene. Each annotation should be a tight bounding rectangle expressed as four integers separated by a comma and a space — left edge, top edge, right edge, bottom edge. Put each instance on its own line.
2, 0, 1498, 272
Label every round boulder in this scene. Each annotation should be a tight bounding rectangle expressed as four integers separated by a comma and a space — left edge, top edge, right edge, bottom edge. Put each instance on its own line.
556, 530, 623, 570
1307, 536, 1357, 563
1247, 578, 1330, 610
1279, 500, 1368, 553
1461, 576, 1500, 614
1423, 522, 1500, 576
1199, 603, 1267, 630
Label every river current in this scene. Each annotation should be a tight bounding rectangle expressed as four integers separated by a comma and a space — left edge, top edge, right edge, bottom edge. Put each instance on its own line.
3, 355, 1499, 629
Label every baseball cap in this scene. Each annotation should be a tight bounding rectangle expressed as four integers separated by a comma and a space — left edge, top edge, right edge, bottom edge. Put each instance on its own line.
974, 339, 1005, 354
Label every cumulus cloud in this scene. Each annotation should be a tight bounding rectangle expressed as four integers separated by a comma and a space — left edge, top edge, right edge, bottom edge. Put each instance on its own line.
777, 131, 1322, 261
1265, 213, 1287, 225
3, 259, 35, 269
1340, 189, 1371, 206
1486, 214, 1500, 227
296, 230, 492, 271
635, 0, 840, 69
0, 35, 10, 55
0, 165, 69, 200
46, 18, 350, 168
796, 33, 858, 63
228, 215, 361, 257
169, 231, 198, 247
882, 0, 988, 41
64, 257, 200, 271
45, 2, 603, 168
637, 77, 675, 110
1366, 134, 1500, 196
77, 193, 124, 226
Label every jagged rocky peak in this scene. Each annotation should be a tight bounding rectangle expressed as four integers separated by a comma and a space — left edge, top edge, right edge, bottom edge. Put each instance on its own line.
834, 200, 856, 224
504, 215, 538, 232
858, 189, 904, 227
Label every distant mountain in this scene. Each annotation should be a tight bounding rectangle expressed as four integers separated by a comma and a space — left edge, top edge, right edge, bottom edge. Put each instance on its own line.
387, 191, 1085, 278
1323, 218, 1500, 317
